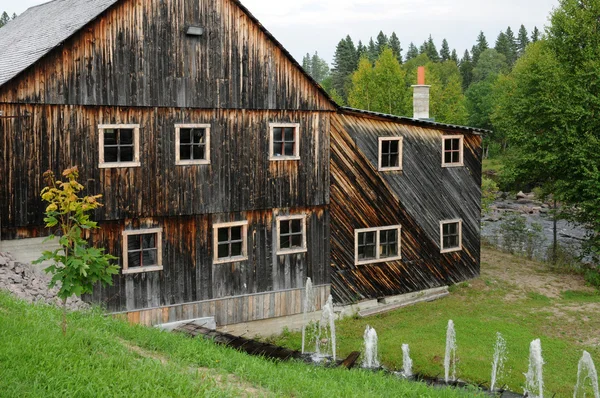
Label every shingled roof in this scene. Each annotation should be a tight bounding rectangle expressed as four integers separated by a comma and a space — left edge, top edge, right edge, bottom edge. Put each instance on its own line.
0, 0, 119, 88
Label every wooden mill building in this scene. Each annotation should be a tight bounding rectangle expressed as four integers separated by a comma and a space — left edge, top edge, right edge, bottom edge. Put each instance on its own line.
0, 0, 484, 326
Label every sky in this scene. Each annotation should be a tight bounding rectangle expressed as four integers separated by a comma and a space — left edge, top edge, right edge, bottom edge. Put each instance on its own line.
0, 0, 558, 65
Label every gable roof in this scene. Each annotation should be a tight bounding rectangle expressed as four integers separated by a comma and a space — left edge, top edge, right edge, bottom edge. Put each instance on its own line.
0, 0, 335, 105
340, 107, 490, 135
0, 0, 119, 88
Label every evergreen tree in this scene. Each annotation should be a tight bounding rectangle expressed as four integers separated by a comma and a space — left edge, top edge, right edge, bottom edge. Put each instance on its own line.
440, 39, 451, 62
517, 24, 530, 56
375, 31, 389, 55
459, 50, 474, 90
504, 26, 518, 66
405, 42, 419, 61
331, 35, 358, 101
472, 49, 508, 83
531, 26, 541, 42
471, 31, 489, 65
367, 38, 377, 62
0, 11, 10, 27
424, 35, 440, 62
356, 40, 366, 60
388, 32, 403, 64
451, 49, 459, 64
310, 52, 330, 83
11, 13, 16, 20
302, 53, 312, 74
494, 32, 511, 65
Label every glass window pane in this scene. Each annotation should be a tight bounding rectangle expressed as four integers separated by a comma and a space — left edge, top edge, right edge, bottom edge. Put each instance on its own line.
231, 242, 242, 257
445, 152, 453, 164
192, 145, 205, 160
273, 142, 283, 156
447, 223, 457, 235
142, 234, 156, 249
180, 144, 191, 160
180, 129, 191, 144
382, 140, 390, 154
128, 235, 141, 251
284, 142, 295, 156
280, 235, 290, 249
104, 147, 119, 163
142, 249, 158, 266
128, 252, 141, 268
389, 154, 398, 167
390, 140, 399, 153
452, 151, 460, 163
120, 129, 134, 145
280, 220, 289, 234
449, 236, 458, 248
452, 138, 460, 151
218, 228, 228, 243
273, 127, 283, 142
291, 219, 302, 233
443, 236, 450, 249
284, 127, 295, 141
365, 232, 375, 244
120, 146, 134, 162
365, 245, 375, 259
104, 130, 117, 145
388, 243, 398, 256
380, 244, 388, 258
192, 129, 205, 144
230, 226, 242, 241
292, 234, 302, 248
218, 243, 229, 258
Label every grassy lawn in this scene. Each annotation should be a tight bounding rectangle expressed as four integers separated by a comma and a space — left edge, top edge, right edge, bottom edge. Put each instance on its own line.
271, 247, 600, 397
0, 291, 483, 397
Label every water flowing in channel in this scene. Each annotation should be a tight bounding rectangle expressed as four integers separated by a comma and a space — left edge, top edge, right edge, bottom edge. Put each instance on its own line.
402, 344, 413, 378
573, 351, 599, 398
490, 332, 508, 391
362, 325, 380, 368
301, 277, 316, 354
524, 339, 544, 398
444, 320, 457, 383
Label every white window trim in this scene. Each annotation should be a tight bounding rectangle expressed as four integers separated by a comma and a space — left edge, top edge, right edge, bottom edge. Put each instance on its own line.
276, 214, 307, 255
354, 225, 402, 266
440, 219, 463, 253
378, 136, 403, 171
442, 135, 464, 168
122, 227, 163, 275
269, 122, 301, 161
213, 221, 249, 264
175, 123, 211, 166
98, 124, 141, 168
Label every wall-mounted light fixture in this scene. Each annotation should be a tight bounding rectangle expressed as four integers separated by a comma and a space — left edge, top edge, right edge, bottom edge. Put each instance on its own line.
186, 26, 204, 37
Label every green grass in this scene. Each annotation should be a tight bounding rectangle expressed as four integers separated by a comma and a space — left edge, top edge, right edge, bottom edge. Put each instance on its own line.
482, 157, 505, 175
271, 249, 600, 397
0, 292, 483, 398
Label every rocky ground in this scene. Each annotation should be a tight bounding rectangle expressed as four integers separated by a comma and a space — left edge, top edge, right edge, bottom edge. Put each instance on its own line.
482, 191, 589, 260
0, 251, 89, 310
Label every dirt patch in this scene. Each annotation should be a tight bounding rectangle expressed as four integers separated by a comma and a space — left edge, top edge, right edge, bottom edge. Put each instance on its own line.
118, 338, 271, 397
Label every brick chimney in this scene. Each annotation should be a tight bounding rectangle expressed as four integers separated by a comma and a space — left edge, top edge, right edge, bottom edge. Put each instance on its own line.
412, 66, 431, 120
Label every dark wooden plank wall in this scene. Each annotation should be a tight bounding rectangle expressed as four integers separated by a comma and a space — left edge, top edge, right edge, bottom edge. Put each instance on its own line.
87, 207, 329, 313
0, 104, 330, 234
330, 113, 481, 303
0, 0, 334, 111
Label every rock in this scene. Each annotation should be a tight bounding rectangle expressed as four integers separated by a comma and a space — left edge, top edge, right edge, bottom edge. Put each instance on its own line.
516, 191, 527, 199
0, 256, 6, 266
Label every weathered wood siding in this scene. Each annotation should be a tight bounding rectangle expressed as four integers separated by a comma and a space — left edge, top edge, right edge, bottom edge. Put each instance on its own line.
86, 207, 328, 313
0, 104, 330, 234
330, 112, 481, 303
116, 284, 330, 327
0, 0, 334, 111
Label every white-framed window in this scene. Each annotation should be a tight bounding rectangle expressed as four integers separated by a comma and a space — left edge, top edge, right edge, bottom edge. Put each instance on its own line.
175, 124, 211, 165
98, 124, 141, 168
213, 221, 248, 264
122, 228, 163, 274
442, 135, 464, 167
276, 215, 307, 255
269, 123, 300, 161
440, 219, 462, 253
354, 226, 402, 265
378, 137, 403, 171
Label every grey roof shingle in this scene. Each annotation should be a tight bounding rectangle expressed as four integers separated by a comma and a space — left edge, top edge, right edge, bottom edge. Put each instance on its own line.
0, 0, 119, 88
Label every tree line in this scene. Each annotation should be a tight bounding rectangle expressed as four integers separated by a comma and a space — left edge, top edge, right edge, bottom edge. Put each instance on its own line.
0, 11, 16, 28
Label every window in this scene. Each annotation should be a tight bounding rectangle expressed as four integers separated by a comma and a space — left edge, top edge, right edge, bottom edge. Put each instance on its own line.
213, 221, 248, 264
99, 124, 141, 168
378, 137, 403, 171
122, 228, 163, 274
440, 220, 462, 253
175, 124, 211, 165
269, 123, 300, 160
276, 215, 307, 255
442, 135, 464, 167
355, 226, 402, 265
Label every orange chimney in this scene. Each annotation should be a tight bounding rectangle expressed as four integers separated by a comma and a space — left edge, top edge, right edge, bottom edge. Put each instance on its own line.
417, 66, 426, 85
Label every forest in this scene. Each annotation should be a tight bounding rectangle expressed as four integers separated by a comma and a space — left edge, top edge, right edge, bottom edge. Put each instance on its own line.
302, 0, 600, 263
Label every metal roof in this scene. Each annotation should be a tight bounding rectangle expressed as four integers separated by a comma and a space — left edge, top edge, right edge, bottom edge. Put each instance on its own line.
0, 0, 119, 88
340, 107, 490, 135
